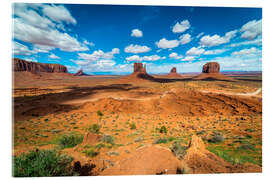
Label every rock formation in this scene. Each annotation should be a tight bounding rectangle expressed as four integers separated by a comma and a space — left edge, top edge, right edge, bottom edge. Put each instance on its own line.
133, 62, 146, 73
202, 62, 220, 73
74, 69, 88, 76
13, 58, 67, 73
193, 62, 233, 81
129, 62, 154, 80
101, 145, 183, 175
168, 67, 182, 78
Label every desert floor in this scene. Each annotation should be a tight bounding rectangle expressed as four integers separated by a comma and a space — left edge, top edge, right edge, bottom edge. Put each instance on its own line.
12, 72, 262, 175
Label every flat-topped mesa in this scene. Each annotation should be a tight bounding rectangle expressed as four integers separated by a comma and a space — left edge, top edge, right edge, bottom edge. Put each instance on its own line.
133, 62, 146, 73
202, 62, 220, 73
13, 58, 67, 73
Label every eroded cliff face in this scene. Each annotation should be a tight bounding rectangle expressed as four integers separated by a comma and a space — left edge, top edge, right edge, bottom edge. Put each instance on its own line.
13, 58, 67, 73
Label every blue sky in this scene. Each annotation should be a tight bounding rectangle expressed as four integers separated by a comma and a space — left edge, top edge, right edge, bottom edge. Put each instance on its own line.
12, 4, 262, 74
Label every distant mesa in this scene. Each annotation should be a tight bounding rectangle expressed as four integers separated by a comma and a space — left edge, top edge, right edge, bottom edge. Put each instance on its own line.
129, 62, 154, 80
193, 62, 233, 81
202, 62, 220, 73
74, 69, 89, 76
168, 67, 182, 78
13, 58, 67, 73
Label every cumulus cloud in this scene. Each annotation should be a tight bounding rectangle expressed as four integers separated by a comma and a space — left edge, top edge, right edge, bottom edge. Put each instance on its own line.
172, 20, 190, 33
49, 53, 60, 59
12, 4, 89, 53
126, 54, 162, 61
182, 56, 195, 61
204, 49, 227, 55
156, 38, 180, 49
179, 33, 191, 44
199, 30, 237, 47
33, 45, 55, 53
42, 4, 77, 24
131, 29, 143, 37
83, 40, 95, 46
124, 44, 151, 53
77, 48, 120, 62
186, 47, 205, 56
169, 52, 183, 59
229, 38, 262, 47
240, 19, 262, 40
13, 41, 34, 55
231, 47, 260, 55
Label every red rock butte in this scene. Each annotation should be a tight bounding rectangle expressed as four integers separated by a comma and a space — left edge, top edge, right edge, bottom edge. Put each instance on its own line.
74, 69, 88, 76
202, 62, 220, 73
13, 58, 67, 73
193, 62, 233, 81
168, 67, 182, 78
128, 62, 154, 80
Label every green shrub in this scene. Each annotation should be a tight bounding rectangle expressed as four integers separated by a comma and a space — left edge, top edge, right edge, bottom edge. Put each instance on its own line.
154, 137, 168, 144
97, 110, 104, 117
159, 126, 167, 134
208, 133, 224, 143
101, 134, 115, 144
57, 133, 83, 149
87, 124, 101, 134
13, 149, 74, 177
83, 148, 98, 157
129, 122, 136, 130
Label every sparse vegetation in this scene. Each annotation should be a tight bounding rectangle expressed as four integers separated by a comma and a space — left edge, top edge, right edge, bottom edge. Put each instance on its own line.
129, 122, 136, 130
159, 126, 167, 134
87, 124, 101, 134
170, 141, 187, 159
56, 133, 83, 149
83, 147, 99, 157
101, 134, 115, 144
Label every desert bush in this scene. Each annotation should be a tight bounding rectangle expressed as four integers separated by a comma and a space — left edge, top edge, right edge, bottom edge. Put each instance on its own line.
97, 110, 104, 117
129, 122, 136, 130
87, 124, 101, 134
13, 149, 74, 177
154, 137, 168, 144
170, 141, 187, 159
83, 147, 99, 157
101, 134, 115, 144
208, 133, 224, 143
57, 133, 83, 149
159, 126, 167, 134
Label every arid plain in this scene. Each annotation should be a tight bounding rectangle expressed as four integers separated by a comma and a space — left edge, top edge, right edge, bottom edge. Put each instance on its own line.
13, 59, 262, 175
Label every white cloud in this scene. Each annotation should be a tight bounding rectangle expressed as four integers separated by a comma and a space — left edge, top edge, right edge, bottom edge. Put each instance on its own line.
199, 30, 237, 47
42, 5, 77, 24
169, 52, 183, 59
131, 29, 143, 37
172, 20, 190, 33
13, 41, 34, 55
186, 47, 205, 56
126, 54, 162, 61
124, 44, 151, 53
179, 33, 191, 44
83, 40, 95, 46
232, 47, 260, 55
33, 44, 55, 53
156, 38, 180, 49
240, 19, 262, 40
204, 49, 227, 55
12, 4, 89, 53
49, 53, 60, 59
229, 38, 262, 47
77, 48, 120, 62
96, 60, 116, 67
196, 32, 204, 39
182, 56, 195, 61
